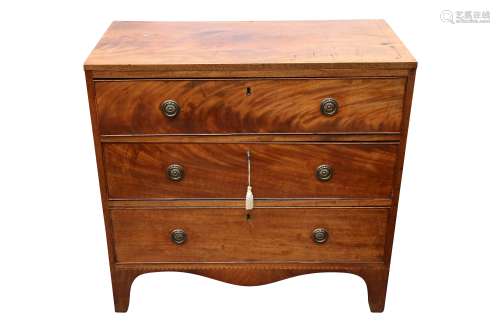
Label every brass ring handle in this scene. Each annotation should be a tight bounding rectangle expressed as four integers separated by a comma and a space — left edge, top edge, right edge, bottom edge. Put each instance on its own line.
320, 98, 339, 116
171, 229, 187, 245
316, 164, 333, 181
160, 99, 180, 118
312, 228, 329, 244
167, 164, 184, 181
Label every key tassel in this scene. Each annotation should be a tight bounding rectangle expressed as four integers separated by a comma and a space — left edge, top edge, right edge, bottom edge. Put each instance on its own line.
245, 185, 254, 211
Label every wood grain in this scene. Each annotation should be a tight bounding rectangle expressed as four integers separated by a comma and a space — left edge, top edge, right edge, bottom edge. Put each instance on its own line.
90, 68, 410, 79
107, 198, 393, 208
100, 133, 402, 143
384, 69, 416, 264
103, 143, 398, 199
111, 208, 388, 263
85, 20, 416, 71
84, 20, 417, 313
111, 263, 388, 312
96, 78, 405, 134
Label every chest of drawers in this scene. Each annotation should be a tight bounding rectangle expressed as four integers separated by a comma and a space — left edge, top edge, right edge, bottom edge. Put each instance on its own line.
84, 20, 416, 312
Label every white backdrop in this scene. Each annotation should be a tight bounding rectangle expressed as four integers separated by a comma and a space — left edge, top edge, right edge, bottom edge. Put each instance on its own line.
0, 0, 499, 331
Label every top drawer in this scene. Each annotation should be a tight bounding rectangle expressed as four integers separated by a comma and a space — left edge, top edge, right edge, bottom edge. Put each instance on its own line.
95, 79, 405, 135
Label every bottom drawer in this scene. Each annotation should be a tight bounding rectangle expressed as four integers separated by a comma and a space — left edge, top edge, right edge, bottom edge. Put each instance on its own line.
111, 208, 388, 263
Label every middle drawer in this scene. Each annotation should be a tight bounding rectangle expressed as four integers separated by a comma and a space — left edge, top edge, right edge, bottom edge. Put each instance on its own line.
103, 143, 397, 200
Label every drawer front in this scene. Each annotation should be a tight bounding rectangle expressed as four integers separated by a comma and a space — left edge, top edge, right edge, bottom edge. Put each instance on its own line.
96, 79, 405, 134
103, 143, 397, 199
111, 208, 388, 263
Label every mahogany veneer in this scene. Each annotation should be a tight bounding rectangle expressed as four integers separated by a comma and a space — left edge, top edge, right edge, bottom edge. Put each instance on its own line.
96, 78, 405, 134
85, 20, 416, 312
111, 208, 388, 263
103, 143, 398, 199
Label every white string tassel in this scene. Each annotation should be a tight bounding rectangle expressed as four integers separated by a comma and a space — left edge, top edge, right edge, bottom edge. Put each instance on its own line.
245, 150, 254, 215
245, 185, 254, 211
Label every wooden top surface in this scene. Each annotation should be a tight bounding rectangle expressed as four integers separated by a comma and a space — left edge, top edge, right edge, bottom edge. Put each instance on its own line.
85, 20, 416, 71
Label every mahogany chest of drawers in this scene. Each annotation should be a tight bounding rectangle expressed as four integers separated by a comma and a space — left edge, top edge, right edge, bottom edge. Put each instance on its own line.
84, 20, 416, 312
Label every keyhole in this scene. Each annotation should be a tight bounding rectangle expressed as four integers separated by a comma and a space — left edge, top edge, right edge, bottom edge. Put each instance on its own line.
246, 87, 252, 96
